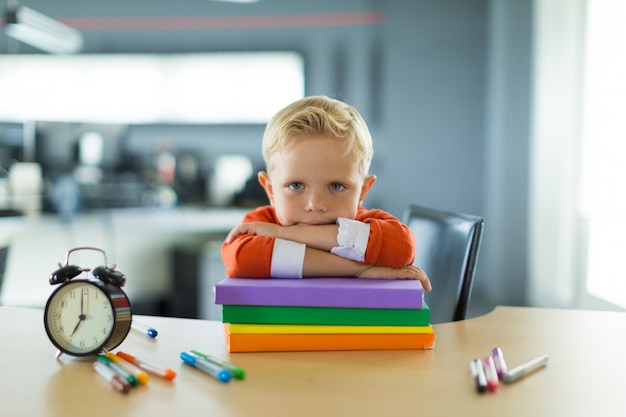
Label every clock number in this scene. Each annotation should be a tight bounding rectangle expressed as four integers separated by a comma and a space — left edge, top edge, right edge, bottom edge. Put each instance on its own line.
69, 290, 76, 299
61, 300, 68, 309
79, 339, 86, 347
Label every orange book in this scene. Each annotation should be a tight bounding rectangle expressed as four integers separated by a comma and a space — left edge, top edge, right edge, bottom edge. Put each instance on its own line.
224, 324, 435, 352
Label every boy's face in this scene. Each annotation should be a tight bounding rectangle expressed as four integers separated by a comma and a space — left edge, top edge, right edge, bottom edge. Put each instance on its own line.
258, 137, 376, 226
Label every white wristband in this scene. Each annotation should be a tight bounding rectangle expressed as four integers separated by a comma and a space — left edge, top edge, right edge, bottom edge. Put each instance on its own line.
270, 238, 305, 279
330, 217, 370, 262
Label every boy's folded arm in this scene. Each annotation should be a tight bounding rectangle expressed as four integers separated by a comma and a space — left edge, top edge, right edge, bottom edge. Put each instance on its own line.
225, 221, 339, 251
279, 224, 340, 252
302, 247, 370, 277
222, 233, 430, 289
222, 231, 353, 278
221, 234, 274, 278
362, 218, 417, 267
282, 218, 372, 262
302, 247, 431, 289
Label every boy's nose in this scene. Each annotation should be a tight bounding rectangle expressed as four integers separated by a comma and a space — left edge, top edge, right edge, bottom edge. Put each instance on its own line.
305, 191, 326, 212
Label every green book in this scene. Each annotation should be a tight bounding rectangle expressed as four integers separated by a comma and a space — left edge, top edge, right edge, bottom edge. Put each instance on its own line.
222, 304, 430, 326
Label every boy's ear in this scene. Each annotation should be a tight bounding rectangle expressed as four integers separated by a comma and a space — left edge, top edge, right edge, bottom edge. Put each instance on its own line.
359, 174, 377, 204
257, 171, 274, 204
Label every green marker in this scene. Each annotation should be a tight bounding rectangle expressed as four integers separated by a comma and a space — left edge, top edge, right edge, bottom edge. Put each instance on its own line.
190, 349, 246, 379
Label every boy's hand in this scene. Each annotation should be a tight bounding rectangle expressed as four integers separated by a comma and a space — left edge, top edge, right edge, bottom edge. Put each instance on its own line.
226, 222, 339, 251
225, 222, 283, 243
355, 265, 432, 291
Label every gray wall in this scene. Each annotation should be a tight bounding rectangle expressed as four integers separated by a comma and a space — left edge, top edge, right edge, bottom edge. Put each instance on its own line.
0, 0, 533, 313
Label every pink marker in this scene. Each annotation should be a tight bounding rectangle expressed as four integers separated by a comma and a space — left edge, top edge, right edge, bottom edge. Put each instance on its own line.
484, 356, 500, 392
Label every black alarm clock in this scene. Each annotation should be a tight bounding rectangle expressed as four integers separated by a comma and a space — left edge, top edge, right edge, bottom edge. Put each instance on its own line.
43, 247, 132, 358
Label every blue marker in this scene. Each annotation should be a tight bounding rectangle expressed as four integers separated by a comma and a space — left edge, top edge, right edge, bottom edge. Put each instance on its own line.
180, 351, 232, 383
131, 320, 158, 338
190, 349, 246, 379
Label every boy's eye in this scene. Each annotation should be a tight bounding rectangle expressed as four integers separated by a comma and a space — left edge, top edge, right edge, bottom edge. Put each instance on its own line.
288, 182, 304, 191
330, 183, 345, 191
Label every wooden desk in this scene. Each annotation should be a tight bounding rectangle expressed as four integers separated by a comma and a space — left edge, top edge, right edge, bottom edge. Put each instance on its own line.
1, 305, 624, 416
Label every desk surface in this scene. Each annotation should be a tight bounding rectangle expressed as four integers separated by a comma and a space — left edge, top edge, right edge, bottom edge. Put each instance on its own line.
1, 305, 624, 416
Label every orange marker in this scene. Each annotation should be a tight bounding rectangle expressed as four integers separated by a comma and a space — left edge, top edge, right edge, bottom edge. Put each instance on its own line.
116, 351, 177, 381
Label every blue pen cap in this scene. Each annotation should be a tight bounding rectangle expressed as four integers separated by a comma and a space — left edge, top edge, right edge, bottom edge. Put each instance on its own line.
215, 368, 232, 382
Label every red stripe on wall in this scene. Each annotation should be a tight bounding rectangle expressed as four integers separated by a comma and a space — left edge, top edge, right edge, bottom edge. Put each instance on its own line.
58, 11, 384, 31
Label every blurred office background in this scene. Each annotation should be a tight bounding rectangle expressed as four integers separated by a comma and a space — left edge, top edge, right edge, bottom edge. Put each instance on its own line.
0, 0, 624, 318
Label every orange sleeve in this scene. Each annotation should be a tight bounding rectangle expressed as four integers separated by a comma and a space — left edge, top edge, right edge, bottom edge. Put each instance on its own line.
221, 206, 277, 278
357, 208, 416, 268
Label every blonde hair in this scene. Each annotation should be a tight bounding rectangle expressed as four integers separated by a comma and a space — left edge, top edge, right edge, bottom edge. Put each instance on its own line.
262, 96, 374, 176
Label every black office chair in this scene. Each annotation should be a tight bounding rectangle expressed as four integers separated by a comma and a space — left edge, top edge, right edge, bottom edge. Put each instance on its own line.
0, 245, 8, 304
402, 205, 484, 323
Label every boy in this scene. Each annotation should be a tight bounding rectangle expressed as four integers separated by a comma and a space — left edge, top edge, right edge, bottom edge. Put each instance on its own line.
222, 96, 431, 290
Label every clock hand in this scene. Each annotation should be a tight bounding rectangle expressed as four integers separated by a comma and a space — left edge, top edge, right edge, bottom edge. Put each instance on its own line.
70, 289, 88, 338
69, 317, 83, 338
83, 286, 90, 318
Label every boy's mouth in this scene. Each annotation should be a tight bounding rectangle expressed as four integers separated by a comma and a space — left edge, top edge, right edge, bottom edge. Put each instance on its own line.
299, 220, 333, 226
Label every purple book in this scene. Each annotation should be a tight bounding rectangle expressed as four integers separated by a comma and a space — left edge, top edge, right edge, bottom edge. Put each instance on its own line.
214, 277, 424, 309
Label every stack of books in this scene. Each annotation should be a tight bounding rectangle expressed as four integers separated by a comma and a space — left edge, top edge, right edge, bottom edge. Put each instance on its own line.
214, 277, 435, 352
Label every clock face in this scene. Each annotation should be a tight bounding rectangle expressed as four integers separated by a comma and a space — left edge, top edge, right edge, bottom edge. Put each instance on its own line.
44, 280, 115, 355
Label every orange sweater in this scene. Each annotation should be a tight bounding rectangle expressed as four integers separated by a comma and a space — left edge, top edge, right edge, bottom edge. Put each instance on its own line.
221, 206, 416, 278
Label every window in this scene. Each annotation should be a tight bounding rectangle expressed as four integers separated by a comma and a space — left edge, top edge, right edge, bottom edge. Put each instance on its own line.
579, 0, 626, 309
530, 0, 626, 311
0, 52, 304, 124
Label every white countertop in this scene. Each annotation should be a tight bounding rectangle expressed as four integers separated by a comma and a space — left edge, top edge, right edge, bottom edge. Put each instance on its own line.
0, 207, 247, 308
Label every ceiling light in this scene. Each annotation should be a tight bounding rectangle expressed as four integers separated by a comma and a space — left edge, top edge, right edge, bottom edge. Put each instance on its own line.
3, 5, 83, 54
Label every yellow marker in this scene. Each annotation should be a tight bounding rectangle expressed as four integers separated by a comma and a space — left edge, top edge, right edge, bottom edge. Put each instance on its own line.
105, 352, 150, 385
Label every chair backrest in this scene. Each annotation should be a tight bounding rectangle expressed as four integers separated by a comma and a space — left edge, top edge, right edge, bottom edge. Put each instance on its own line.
0, 245, 9, 301
402, 205, 484, 323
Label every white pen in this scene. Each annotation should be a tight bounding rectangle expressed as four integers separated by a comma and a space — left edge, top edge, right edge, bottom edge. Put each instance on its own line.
131, 320, 158, 338
502, 354, 549, 383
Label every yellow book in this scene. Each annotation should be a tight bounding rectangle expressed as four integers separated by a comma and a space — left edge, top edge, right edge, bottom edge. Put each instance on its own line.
228, 323, 433, 335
